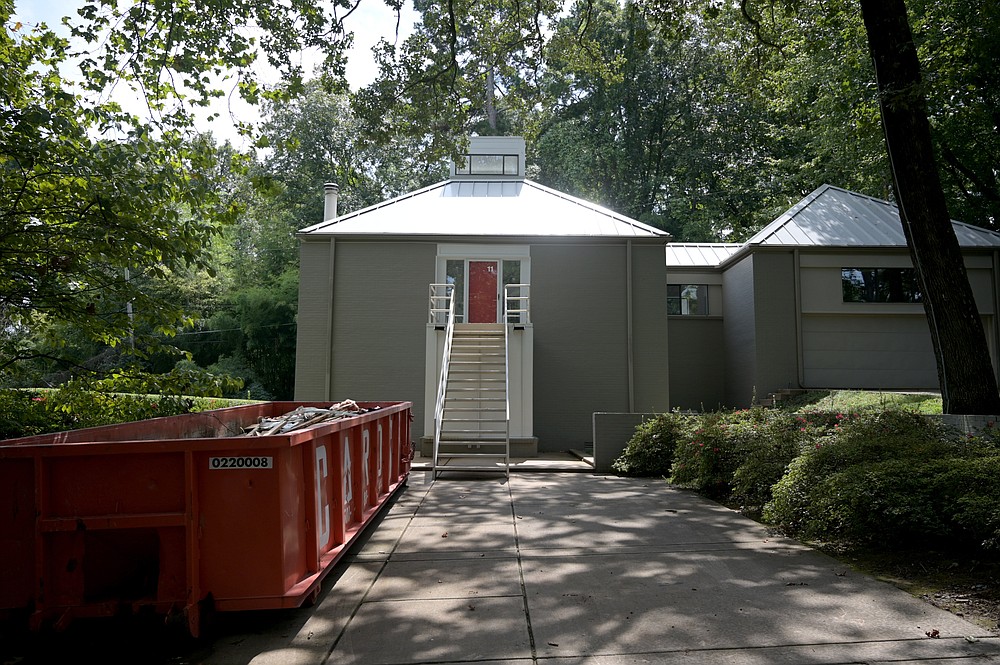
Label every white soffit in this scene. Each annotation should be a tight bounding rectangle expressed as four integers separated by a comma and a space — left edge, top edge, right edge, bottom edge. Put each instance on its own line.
747, 184, 1000, 248
299, 180, 668, 238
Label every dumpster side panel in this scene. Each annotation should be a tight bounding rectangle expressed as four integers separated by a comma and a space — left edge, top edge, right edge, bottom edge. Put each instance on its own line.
279, 445, 309, 593
196, 445, 302, 601
45, 453, 185, 517
0, 458, 35, 609
35, 450, 190, 617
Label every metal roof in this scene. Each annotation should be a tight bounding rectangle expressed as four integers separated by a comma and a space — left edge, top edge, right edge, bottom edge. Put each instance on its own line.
747, 184, 1000, 248
665, 244, 743, 267
299, 179, 669, 239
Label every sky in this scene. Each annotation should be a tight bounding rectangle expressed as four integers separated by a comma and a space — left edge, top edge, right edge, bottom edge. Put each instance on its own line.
11, 0, 418, 147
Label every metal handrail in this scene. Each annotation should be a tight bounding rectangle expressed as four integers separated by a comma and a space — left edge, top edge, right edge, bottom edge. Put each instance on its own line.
504, 283, 530, 324
431, 284, 456, 477
503, 313, 511, 479
428, 283, 455, 325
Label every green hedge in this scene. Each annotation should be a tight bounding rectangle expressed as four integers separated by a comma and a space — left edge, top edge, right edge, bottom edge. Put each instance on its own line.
764, 411, 1000, 550
0, 388, 261, 440
612, 406, 1000, 553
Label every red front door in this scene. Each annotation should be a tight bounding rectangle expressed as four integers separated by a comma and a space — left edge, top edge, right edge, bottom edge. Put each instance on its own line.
468, 261, 499, 323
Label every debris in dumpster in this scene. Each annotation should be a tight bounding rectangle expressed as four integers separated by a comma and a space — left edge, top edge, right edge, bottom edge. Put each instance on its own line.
242, 400, 377, 436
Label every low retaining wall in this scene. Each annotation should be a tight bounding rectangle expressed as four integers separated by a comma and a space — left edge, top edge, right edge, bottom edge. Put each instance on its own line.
932, 414, 999, 434
592, 412, 657, 473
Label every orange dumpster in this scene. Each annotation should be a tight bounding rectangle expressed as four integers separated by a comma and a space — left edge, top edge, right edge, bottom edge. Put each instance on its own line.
0, 400, 412, 637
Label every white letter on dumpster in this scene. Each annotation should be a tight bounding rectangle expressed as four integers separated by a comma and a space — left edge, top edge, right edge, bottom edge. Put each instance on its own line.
343, 435, 353, 525
315, 445, 330, 548
362, 429, 371, 506
376, 423, 384, 492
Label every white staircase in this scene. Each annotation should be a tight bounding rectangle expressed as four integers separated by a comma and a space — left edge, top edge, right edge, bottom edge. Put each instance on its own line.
434, 324, 510, 478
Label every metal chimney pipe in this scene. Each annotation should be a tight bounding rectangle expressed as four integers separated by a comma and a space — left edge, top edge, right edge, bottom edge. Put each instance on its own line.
323, 182, 339, 221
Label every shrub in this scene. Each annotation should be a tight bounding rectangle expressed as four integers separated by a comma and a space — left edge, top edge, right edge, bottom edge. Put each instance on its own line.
805, 460, 949, 545
932, 456, 1000, 550
762, 408, 993, 547
670, 407, 802, 510
612, 412, 690, 477
730, 411, 803, 517
0, 390, 74, 439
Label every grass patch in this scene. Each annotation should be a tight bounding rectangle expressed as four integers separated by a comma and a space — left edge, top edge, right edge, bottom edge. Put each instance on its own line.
779, 389, 943, 414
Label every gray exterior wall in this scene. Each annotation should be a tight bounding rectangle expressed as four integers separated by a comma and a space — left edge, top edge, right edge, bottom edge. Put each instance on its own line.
668, 318, 726, 410
717, 248, 1000, 399
722, 255, 756, 407
801, 314, 938, 388
294, 239, 334, 400
796, 251, 998, 389
530, 241, 669, 451
295, 239, 436, 440
666, 270, 725, 410
630, 243, 671, 414
531, 243, 629, 450
330, 241, 436, 439
720, 251, 807, 406
749, 251, 800, 399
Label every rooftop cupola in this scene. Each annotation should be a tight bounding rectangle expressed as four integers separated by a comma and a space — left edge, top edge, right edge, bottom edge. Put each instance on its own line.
450, 136, 526, 181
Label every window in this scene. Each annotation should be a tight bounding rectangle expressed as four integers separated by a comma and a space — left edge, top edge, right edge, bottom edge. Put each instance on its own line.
842, 268, 923, 303
668, 284, 709, 315
446, 259, 466, 322
454, 154, 520, 176
502, 260, 525, 323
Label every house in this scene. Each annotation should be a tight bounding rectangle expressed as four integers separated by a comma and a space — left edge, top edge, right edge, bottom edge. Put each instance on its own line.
667, 184, 1000, 411
294, 136, 672, 458
294, 137, 1000, 460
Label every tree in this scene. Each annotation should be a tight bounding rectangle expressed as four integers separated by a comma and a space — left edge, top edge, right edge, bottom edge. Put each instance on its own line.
910, 0, 1000, 231
1, 8, 235, 377
536, 0, 792, 241
352, 0, 562, 160
857, 0, 1000, 414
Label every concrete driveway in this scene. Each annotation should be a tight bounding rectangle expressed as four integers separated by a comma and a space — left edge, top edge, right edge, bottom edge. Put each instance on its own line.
176, 471, 1000, 664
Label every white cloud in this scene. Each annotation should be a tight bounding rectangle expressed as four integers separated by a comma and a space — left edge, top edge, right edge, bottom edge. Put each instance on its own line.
12, 0, 417, 147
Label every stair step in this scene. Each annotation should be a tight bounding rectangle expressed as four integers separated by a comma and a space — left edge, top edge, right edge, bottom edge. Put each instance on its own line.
434, 464, 509, 476
440, 428, 508, 435
436, 455, 509, 461
445, 406, 506, 411
435, 452, 509, 460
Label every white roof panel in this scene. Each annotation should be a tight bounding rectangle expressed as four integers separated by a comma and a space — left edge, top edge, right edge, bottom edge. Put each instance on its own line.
748, 184, 1000, 248
300, 179, 668, 238
665, 244, 743, 267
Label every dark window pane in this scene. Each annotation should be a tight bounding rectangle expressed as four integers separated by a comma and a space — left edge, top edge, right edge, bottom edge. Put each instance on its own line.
446, 260, 465, 321
668, 284, 708, 315
842, 268, 922, 303
503, 155, 519, 175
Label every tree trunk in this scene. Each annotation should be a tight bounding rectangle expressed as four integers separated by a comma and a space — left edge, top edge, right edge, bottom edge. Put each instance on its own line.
485, 68, 498, 131
859, 0, 1000, 414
